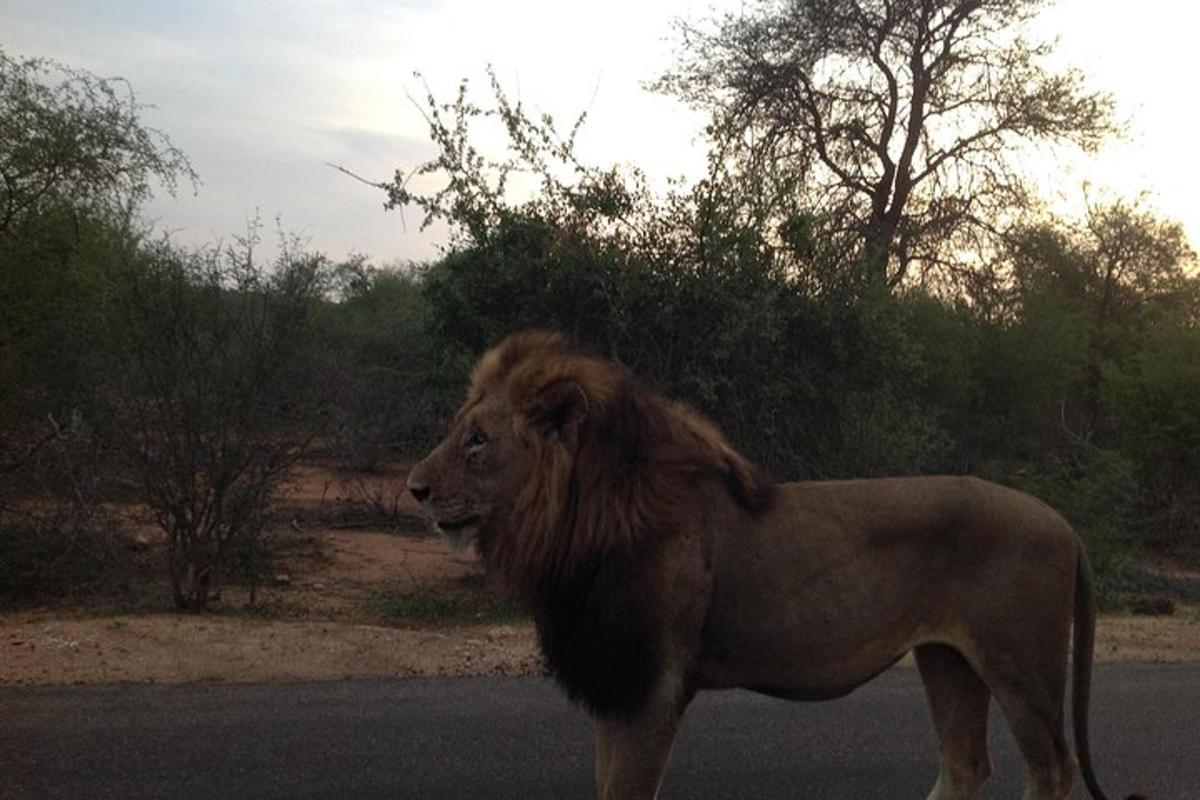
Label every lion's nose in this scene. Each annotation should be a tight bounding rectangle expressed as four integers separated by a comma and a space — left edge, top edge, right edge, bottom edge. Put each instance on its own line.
408, 482, 431, 503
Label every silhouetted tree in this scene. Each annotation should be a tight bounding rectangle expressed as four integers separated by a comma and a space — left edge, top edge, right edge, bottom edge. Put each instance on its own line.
656, 0, 1117, 288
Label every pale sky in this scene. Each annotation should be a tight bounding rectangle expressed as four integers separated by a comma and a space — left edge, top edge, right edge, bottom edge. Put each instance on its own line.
4, 0, 1198, 264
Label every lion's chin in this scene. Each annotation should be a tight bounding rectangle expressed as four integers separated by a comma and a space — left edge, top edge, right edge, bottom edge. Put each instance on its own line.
436, 516, 481, 552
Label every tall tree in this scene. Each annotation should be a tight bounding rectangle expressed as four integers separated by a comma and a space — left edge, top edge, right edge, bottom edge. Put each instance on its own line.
656, 0, 1116, 288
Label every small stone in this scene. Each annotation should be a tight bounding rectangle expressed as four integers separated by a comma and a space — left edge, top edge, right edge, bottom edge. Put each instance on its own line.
273, 573, 292, 586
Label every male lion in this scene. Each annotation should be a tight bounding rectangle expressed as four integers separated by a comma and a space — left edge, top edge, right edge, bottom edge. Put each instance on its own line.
407, 330, 1139, 800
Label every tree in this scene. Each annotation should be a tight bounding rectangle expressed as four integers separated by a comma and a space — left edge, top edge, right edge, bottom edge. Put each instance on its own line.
1, 46, 195, 466
656, 0, 1116, 289
1011, 198, 1194, 323
0, 51, 194, 606
1008, 198, 1196, 430
325, 260, 459, 470
1, 50, 194, 433
0, 48, 193, 236
380, 75, 963, 482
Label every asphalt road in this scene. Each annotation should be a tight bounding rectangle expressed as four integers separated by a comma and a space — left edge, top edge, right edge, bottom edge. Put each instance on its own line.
1, 664, 1195, 799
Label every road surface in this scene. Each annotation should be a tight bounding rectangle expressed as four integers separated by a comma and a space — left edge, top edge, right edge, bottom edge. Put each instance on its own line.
2, 664, 1195, 798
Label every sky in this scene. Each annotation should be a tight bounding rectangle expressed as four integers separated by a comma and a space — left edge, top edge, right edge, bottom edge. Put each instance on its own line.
4, 0, 1199, 265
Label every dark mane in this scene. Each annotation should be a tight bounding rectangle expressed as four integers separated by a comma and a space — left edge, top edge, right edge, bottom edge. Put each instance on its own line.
469, 329, 775, 714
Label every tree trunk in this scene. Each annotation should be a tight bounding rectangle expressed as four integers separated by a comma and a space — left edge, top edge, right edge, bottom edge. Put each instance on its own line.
169, 550, 212, 611
862, 220, 895, 287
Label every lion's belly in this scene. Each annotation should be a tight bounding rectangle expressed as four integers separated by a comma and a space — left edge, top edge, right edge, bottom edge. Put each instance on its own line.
694, 611, 922, 696
739, 654, 906, 701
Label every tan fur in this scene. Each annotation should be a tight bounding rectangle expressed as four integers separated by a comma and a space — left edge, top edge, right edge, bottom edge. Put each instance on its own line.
407, 330, 1133, 800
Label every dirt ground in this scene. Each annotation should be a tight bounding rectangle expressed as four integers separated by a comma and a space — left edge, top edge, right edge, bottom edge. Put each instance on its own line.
2, 462, 1199, 687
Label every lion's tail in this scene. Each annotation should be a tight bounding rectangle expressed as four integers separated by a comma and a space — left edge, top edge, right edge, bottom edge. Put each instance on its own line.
1072, 546, 1109, 800
1073, 546, 1147, 800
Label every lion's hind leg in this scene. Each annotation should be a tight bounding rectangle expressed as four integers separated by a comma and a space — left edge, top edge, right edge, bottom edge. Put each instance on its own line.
962, 590, 1076, 799
992, 683, 1076, 800
915, 644, 993, 800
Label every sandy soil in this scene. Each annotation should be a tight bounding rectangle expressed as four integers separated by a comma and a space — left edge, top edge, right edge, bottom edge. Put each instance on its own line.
2, 462, 1198, 687
0, 616, 541, 685
4, 607, 1198, 687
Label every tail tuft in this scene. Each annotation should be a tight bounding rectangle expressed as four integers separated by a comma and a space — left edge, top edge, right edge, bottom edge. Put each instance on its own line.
1071, 552, 1151, 800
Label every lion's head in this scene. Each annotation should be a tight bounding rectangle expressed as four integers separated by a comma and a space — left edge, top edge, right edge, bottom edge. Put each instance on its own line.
407, 329, 774, 595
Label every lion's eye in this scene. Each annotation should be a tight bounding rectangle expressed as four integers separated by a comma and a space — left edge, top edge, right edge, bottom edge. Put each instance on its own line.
465, 429, 487, 450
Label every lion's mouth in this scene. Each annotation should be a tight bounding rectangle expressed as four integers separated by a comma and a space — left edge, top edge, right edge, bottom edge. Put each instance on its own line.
436, 515, 481, 534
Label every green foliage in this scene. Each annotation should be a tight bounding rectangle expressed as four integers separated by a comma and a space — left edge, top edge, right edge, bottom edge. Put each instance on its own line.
323, 260, 467, 467
0, 48, 194, 235
0, 203, 142, 430
386, 76, 977, 481
1104, 322, 1200, 553
0, 52, 185, 605
1109, 326, 1200, 465
968, 291, 1091, 458
982, 447, 1140, 598
1, 49, 193, 551
998, 201, 1200, 560
5, 43, 1197, 615
376, 71, 1200, 592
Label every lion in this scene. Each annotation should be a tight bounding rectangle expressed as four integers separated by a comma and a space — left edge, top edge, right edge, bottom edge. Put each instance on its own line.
406, 330, 1140, 800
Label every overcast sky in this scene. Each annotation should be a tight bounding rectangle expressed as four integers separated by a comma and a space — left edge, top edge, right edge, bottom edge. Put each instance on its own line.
4, 0, 1198, 265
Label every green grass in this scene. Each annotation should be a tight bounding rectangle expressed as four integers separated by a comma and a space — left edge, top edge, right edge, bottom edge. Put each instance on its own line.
367, 585, 529, 625
1100, 563, 1200, 616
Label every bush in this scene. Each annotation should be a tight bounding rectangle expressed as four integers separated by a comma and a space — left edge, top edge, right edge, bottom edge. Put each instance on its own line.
0, 417, 137, 607
101, 232, 336, 610
982, 446, 1140, 601
1105, 323, 1200, 554
324, 264, 463, 468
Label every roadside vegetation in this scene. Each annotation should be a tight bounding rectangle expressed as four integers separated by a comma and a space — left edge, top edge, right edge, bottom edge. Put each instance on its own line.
3, 1, 1199, 619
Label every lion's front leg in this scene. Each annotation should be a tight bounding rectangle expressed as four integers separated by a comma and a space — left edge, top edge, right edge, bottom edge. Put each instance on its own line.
593, 680, 692, 800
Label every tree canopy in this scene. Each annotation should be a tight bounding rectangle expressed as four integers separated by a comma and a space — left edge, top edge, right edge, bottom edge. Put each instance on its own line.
0, 48, 194, 236
656, 0, 1117, 289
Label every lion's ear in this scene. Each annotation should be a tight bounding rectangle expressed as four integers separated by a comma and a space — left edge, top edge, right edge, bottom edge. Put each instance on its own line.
531, 380, 589, 447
